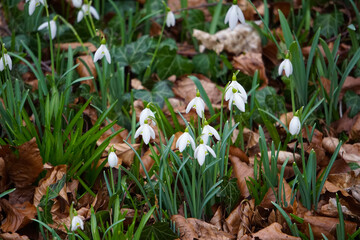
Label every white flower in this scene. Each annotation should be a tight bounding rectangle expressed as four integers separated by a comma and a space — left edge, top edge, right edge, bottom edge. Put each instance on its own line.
94, 44, 111, 64
176, 130, 195, 152
139, 107, 155, 126
194, 141, 216, 166
108, 152, 118, 168
72, 0, 82, 8
225, 76, 247, 103
289, 116, 301, 136
224, 4, 245, 30
38, 20, 57, 39
201, 122, 220, 144
26, 0, 44, 16
77, 4, 100, 22
0, 53, 12, 71
186, 91, 205, 118
228, 91, 245, 112
71, 216, 84, 231
166, 11, 175, 27
135, 122, 155, 145
278, 58, 293, 77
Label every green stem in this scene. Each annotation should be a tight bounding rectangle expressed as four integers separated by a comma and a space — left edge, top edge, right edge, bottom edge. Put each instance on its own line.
290, 76, 296, 114
44, 3, 55, 83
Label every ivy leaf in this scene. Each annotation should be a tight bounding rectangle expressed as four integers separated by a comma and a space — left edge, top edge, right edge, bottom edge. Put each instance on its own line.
254, 87, 286, 123
134, 81, 174, 108
314, 11, 344, 38
156, 46, 193, 79
140, 222, 178, 240
112, 35, 152, 74
344, 91, 360, 118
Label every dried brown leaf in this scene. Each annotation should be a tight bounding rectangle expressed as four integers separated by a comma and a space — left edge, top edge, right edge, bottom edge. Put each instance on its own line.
76, 55, 96, 92
0, 232, 30, 240
229, 156, 254, 198
2, 138, 43, 188
232, 53, 268, 87
55, 42, 97, 53
0, 200, 36, 233
210, 206, 223, 230
251, 222, 300, 240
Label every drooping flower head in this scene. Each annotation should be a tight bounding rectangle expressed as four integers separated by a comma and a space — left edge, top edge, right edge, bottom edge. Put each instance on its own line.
139, 103, 156, 126
77, 3, 100, 22
26, 0, 45, 16
228, 88, 245, 112
37, 17, 57, 40
72, 0, 82, 8
201, 121, 220, 144
186, 89, 205, 118
94, 38, 111, 64
71, 215, 84, 231
289, 115, 301, 136
176, 127, 196, 152
166, 7, 175, 27
194, 139, 216, 166
225, 73, 247, 103
107, 147, 118, 168
224, 0, 245, 30
135, 120, 155, 145
278, 52, 293, 77
0, 46, 12, 71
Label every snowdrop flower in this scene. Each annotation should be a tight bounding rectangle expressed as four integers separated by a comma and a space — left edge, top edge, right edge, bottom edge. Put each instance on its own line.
166, 9, 175, 27
71, 215, 84, 231
108, 151, 118, 168
225, 74, 247, 103
135, 120, 155, 145
186, 90, 205, 118
194, 139, 216, 166
278, 58, 293, 77
77, 3, 100, 23
289, 116, 301, 136
139, 104, 156, 126
38, 19, 57, 39
176, 128, 196, 152
201, 121, 220, 144
0, 48, 12, 71
72, 0, 82, 8
26, 0, 44, 16
224, 0, 245, 30
228, 88, 245, 112
94, 38, 111, 64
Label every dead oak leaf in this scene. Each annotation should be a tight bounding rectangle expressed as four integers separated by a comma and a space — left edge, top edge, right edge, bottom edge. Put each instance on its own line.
250, 222, 301, 240
0, 232, 30, 240
1, 138, 43, 188
0, 200, 36, 233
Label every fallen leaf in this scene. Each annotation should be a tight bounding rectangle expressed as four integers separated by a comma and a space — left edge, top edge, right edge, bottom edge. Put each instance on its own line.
232, 53, 268, 87
34, 165, 67, 207
210, 205, 223, 230
229, 146, 249, 164
139, 148, 157, 177
1, 138, 43, 188
0, 157, 6, 193
303, 215, 356, 240
0, 200, 36, 233
251, 222, 300, 240
171, 214, 235, 240
55, 42, 96, 53
76, 55, 96, 92
229, 155, 254, 198
193, 24, 261, 55
0, 232, 30, 240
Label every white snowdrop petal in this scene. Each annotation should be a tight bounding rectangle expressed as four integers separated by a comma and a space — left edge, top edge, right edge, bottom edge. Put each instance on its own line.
108, 152, 118, 168
289, 116, 301, 135
77, 11, 84, 22
206, 145, 216, 158
90, 6, 100, 20
5, 54, 12, 70
134, 125, 143, 138
236, 5, 245, 24
29, 0, 36, 15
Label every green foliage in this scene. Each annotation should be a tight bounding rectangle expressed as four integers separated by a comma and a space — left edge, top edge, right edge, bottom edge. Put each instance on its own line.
344, 91, 360, 118
156, 45, 193, 79
134, 81, 174, 108
112, 35, 153, 74
314, 11, 344, 38
140, 222, 178, 240
254, 87, 286, 123
218, 176, 241, 214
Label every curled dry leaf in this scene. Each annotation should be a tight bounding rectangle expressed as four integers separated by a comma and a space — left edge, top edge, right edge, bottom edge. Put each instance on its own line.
139, 148, 157, 177
266, 151, 301, 165
229, 146, 249, 164
236, 199, 255, 238
210, 206, 223, 230
0, 232, 30, 240
171, 214, 235, 240
9, 186, 36, 205
243, 128, 260, 149
193, 24, 261, 55
303, 215, 356, 240
350, 115, 360, 141
34, 165, 67, 207
0, 157, 6, 192
76, 55, 96, 92
250, 222, 301, 240
259, 178, 294, 211
0, 200, 36, 233
229, 156, 254, 198
1, 138, 43, 188
232, 53, 268, 87
54, 42, 97, 53
323, 137, 360, 164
